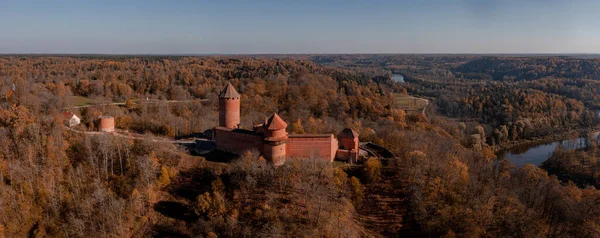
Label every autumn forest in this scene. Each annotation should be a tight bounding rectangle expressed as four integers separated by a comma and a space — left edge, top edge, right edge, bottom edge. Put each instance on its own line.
1, 55, 600, 237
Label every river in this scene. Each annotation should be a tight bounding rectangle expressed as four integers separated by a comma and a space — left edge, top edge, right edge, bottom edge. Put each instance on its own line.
498, 131, 600, 167
392, 74, 404, 83
391, 71, 598, 166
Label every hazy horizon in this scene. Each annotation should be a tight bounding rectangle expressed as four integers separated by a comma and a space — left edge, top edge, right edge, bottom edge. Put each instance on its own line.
2, 0, 600, 54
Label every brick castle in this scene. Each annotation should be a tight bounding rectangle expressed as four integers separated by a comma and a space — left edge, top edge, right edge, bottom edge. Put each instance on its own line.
213, 82, 362, 165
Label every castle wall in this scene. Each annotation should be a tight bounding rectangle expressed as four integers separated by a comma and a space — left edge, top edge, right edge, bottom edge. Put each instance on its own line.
214, 127, 263, 155
331, 137, 339, 161
336, 149, 350, 161
339, 137, 359, 151
335, 149, 359, 163
287, 134, 338, 162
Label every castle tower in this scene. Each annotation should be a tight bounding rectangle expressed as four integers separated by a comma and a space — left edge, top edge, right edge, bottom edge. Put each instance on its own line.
263, 113, 288, 166
218, 82, 241, 129
338, 128, 359, 151
338, 128, 360, 162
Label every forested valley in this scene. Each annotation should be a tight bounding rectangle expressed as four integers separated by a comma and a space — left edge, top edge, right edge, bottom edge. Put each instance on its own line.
1, 55, 600, 237
313, 55, 600, 149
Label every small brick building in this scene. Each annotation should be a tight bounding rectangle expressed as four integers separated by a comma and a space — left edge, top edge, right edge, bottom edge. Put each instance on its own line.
213, 82, 361, 165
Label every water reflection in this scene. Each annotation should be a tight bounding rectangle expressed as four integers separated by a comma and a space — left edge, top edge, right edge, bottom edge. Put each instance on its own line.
392, 74, 404, 83
498, 132, 599, 167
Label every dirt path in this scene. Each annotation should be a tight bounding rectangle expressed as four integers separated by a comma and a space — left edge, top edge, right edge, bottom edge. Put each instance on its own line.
64, 126, 199, 144
407, 95, 429, 114
416, 97, 429, 114
62, 99, 209, 110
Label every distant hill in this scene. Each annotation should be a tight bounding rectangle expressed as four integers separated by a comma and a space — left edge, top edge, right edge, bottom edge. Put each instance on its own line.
453, 57, 600, 81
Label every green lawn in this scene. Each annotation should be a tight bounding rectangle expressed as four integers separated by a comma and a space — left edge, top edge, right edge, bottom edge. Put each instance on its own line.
67, 96, 95, 107
394, 93, 428, 113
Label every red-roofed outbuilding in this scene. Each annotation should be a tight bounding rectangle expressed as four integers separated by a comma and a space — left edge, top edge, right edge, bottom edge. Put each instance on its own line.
62, 111, 81, 127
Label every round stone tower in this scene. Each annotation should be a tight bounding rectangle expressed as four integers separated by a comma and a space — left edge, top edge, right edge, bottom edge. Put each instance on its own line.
98, 116, 115, 132
263, 113, 288, 166
218, 82, 241, 129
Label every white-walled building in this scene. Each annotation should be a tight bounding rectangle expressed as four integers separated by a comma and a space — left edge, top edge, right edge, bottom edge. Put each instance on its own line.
62, 111, 81, 127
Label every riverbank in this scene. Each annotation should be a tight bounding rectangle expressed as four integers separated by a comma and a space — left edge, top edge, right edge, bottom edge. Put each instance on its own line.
541, 152, 600, 189
492, 127, 600, 153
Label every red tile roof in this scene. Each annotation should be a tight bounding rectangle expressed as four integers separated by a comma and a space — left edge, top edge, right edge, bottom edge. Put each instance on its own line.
218, 82, 241, 99
62, 111, 74, 119
264, 113, 287, 131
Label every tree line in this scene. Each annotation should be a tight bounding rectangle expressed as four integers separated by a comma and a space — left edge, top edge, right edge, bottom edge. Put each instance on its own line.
2, 55, 600, 237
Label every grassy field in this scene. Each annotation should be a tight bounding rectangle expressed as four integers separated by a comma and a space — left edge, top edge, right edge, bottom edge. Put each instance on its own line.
394, 93, 428, 114
66, 96, 95, 107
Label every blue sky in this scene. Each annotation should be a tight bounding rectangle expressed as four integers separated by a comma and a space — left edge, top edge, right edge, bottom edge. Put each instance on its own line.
1, 0, 599, 54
